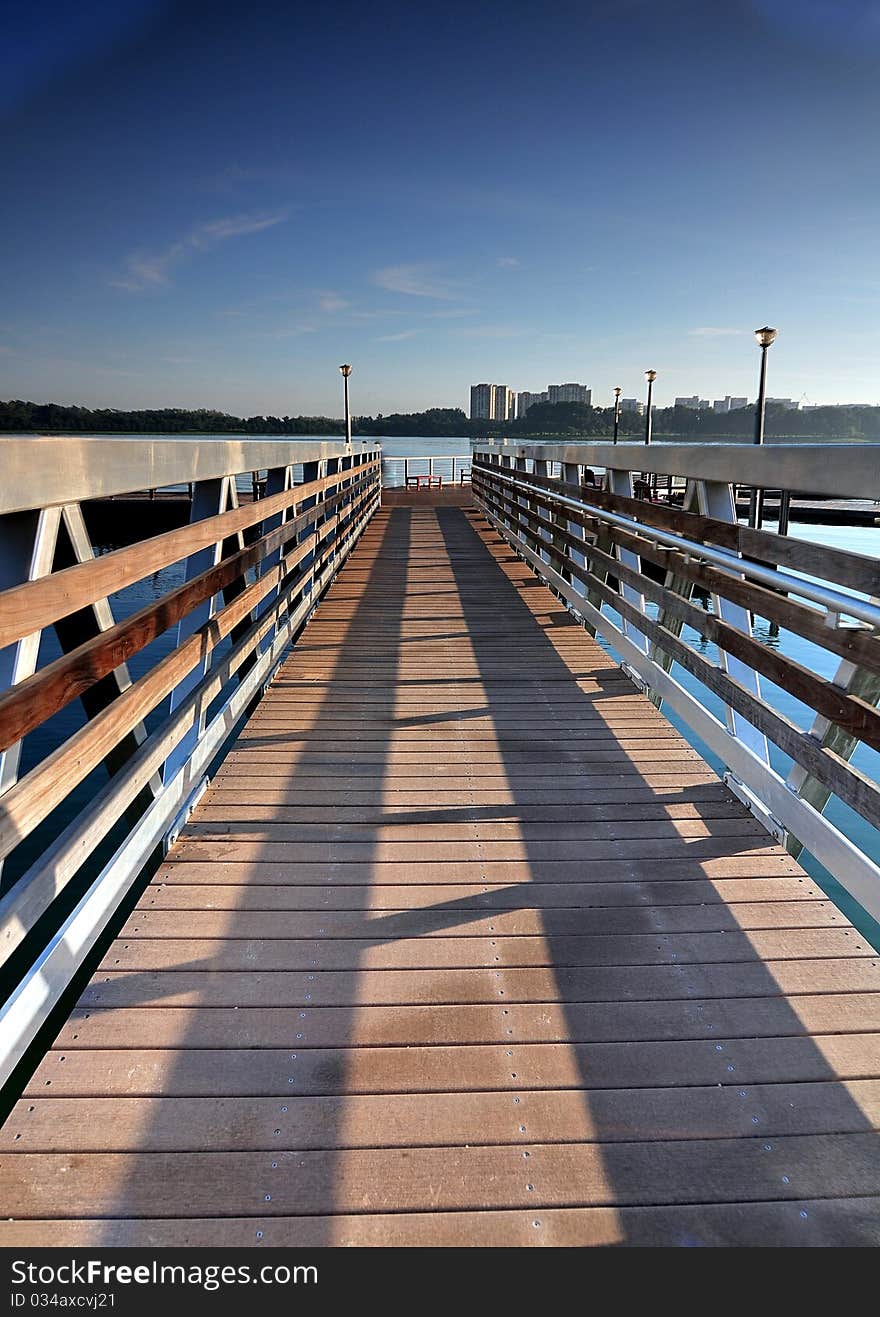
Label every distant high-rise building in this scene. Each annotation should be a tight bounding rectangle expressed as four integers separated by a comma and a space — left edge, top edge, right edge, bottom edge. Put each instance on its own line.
767, 397, 800, 410
674, 396, 710, 410
714, 395, 750, 412
470, 383, 494, 421
619, 398, 644, 414
491, 386, 514, 422
548, 383, 591, 406
517, 390, 548, 417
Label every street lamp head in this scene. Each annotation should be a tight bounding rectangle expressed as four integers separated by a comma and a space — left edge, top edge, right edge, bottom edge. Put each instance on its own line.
339, 363, 353, 377
613, 386, 622, 398
754, 328, 777, 348
645, 370, 657, 383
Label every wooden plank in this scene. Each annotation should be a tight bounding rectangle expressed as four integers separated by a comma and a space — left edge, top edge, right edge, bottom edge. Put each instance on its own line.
5, 1199, 879, 1246
78, 957, 880, 1009
51, 992, 880, 1050
196, 787, 743, 808
207, 775, 727, 794
21, 1036, 880, 1099
168, 838, 791, 863
145, 877, 827, 908
116, 901, 845, 941
7, 1079, 880, 1153
96, 928, 872, 972
198, 793, 741, 816
180, 818, 768, 841
4, 1132, 880, 1217
158, 856, 804, 884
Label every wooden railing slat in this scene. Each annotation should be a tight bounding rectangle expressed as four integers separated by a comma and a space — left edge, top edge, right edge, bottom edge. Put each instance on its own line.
474, 474, 880, 832
0, 457, 379, 649
0, 487, 379, 962
0, 480, 377, 860
0, 467, 375, 753
473, 466, 880, 673
475, 459, 880, 598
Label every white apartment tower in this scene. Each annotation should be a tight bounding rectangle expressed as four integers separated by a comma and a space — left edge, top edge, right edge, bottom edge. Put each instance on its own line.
517, 390, 548, 417
470, 384, 494, 421
548, 383, 591, 406
491, 386, 514, 422
713, 395, 750, 413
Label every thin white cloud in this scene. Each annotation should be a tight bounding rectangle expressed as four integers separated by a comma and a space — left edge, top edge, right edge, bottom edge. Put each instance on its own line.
456, 324, 527, 339
318, 292, 350, 313
688, 326, 746, 337
376, 329, 421, 342
111, 211, 289, 292
496, 256, 519, 268
269, 324, 318, 338
425, 307, 479, 320
372, 264, 462, 300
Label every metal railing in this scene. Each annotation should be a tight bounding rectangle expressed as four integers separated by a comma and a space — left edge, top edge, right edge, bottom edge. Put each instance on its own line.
0, 437, 381, 1084
472, 440, 880, 921
380, 455, 472, 488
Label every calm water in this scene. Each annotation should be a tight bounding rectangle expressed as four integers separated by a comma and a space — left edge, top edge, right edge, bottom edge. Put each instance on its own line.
6, 433, 879, 947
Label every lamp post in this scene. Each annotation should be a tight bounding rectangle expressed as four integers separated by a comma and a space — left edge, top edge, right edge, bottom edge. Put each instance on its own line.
339, 363, 353, 450
612, 386, 621, 444
750, 327, 777, 529
644, 370, 657, 446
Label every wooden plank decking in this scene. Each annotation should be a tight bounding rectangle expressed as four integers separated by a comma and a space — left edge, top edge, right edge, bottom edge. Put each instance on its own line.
1, 495, 879, 1246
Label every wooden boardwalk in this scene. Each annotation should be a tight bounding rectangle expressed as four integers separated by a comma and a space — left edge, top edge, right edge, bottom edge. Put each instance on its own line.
2, 494, 880, 1246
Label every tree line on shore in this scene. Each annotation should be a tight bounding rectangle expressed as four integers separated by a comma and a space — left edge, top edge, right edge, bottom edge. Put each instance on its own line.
2, 397, 878, 440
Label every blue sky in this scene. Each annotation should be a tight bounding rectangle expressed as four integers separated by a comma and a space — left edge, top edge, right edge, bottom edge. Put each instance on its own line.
1, 0, 878, 415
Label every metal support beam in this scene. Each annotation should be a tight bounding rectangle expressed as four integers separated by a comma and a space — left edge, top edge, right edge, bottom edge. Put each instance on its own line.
695, 480, 770, 763
163, 477, 241, 785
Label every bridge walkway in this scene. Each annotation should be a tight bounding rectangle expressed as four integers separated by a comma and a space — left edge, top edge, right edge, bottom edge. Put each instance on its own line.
2, 494, 879, 1245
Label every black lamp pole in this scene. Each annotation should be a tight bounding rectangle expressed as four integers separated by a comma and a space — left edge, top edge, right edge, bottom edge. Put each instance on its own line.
339, 363, 353, 449
644, 370, 657, 445
612, 386, 621, 444
749, 328, 777, 529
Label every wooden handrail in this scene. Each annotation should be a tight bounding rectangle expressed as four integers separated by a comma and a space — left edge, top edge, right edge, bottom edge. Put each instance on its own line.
476, 473, 880, 748
0, 483, 380, 963
473, 465, 880, 841
0, 457, 380, 649
0, 466, 375, 752
474, 466, 880, 675
0, 477, 377, 860
484, 460, 880, 597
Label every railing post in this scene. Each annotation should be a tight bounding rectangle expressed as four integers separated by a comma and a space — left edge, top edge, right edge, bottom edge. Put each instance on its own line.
0, 509, 62, 802
562, 462, 585, 598
605, 467, 649, 655
255, 464, 295, 656
649, 478, 700, 698
786, 652, 880, 854
696, 479, 770, 763
162, 475, 243, 785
